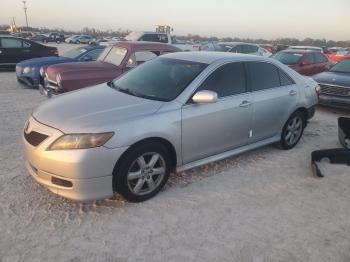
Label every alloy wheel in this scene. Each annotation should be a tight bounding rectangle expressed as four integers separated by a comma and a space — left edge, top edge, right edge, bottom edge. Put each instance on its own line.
126, 152, 166, 196
285, 115, 303, 146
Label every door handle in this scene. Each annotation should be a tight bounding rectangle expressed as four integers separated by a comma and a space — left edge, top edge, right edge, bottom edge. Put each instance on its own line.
239, 100, 252, 107
289, 90, 297, 96
23, 49, 30, 53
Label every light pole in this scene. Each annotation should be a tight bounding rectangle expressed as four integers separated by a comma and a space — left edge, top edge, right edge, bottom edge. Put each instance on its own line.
22, 1, 28, 28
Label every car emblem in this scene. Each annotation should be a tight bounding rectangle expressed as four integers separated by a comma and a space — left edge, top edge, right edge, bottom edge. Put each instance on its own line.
332, 78, 336, 82
24, 120, 30, 134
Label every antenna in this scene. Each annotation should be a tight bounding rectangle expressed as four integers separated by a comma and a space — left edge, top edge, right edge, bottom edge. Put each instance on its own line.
22, 1, 29, 28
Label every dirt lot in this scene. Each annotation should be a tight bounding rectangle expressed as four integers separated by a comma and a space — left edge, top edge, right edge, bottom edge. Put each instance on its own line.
0, 44, 350, 262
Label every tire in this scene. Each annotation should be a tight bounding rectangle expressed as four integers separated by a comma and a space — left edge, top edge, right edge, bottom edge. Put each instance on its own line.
76, 40, 80, 44
113, 143, 172, 202
280, 111, 306, 150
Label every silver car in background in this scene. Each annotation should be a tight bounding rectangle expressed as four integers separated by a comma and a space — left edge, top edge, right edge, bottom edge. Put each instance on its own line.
23, 52, 319, 202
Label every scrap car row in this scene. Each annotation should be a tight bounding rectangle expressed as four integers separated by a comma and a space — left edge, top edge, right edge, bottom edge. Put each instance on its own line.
0, 30, 349, 202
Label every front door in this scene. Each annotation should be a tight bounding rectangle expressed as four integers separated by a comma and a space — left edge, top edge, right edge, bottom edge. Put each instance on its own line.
181, 62, 252, 164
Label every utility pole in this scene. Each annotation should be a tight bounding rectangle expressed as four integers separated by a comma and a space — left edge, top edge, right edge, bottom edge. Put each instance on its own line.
22, 1, 28, 28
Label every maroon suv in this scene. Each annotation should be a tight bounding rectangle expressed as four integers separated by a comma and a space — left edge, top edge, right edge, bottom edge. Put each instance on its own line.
40, 42, 181, 96
271, 50, 331, 76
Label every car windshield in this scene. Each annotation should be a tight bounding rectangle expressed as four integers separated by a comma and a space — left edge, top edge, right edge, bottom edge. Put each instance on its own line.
62, 47, 88, 58
271, 52, 303, 65
330, 59, 350, 73
110, 58, 208, 101
100, 47, 127, 66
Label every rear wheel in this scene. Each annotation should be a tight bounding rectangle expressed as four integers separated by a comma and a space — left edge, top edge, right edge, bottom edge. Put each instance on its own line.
280, 111, 305, 150
113, 143, 171, 202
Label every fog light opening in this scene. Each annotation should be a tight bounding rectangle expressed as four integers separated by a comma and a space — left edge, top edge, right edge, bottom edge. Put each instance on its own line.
51, 177, 73, 188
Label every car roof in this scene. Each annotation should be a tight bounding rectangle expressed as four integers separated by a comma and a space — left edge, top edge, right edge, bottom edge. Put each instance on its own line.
162, 51, 267, 64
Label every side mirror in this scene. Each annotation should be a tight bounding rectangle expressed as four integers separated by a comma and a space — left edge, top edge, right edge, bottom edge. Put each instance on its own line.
82, 56, 92, 61
192, 90, 218, 104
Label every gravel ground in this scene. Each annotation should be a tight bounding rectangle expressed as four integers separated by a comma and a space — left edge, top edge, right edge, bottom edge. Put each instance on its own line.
0, 44, 350, 262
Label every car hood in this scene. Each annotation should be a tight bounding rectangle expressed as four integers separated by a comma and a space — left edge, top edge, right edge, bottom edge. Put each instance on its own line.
17, 56, 74, 67
33, 83, 164, 133
46, 61, 117, 80
312, 71, 350, 87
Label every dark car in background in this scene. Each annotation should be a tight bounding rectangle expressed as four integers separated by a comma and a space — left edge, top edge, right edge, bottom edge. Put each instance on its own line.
41, 33, 65, 43
40, 42, 180, 96
313, 58, 350, 109
16, 45, 104, 88
272, 50, 331, 76
0, 36, 58, 69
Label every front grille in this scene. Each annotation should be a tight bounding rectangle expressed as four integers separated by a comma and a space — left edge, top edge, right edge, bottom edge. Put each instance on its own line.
24, 131, 49, 146
320, 84, 350, 97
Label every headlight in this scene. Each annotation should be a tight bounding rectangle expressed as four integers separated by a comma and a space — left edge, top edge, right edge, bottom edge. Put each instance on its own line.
48, 132, 114, 150
315, 85, 321, 95
56, 73, 62, 87
39, 67, 45, 77
23, 66, 31, 74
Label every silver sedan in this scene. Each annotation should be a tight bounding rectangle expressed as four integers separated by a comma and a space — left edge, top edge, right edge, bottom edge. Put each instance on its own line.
23, 52, 319, 202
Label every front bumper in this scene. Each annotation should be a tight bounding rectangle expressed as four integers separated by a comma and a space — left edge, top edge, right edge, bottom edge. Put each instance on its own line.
17, 75, 39, 88
319, 95, 350, 110
23, 116, 129, 201
16, 65, 40, 88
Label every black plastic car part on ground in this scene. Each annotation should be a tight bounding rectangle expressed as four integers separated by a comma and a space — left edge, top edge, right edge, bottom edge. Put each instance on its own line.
311, 117, 350, 177
0, 36, 58, 68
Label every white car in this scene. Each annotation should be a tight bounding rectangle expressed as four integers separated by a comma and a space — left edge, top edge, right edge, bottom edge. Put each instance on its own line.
125, 31, 202, 51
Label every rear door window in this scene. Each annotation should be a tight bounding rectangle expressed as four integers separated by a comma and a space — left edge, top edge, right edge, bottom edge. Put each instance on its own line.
314, 53, 328, 63
306, 53, 315, 64
247, 62, 281, 91
197, 62, 247, 98
230, 45, 243, 53
279, 69, 295, 86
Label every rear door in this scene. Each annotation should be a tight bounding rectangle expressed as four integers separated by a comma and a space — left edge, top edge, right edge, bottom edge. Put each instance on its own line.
247, 61, 298, 142
181, 62, 253, 164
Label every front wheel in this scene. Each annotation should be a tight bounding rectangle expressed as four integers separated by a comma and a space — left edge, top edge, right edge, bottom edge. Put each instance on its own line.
280, 111, 305, 150
113, 143, 171, 202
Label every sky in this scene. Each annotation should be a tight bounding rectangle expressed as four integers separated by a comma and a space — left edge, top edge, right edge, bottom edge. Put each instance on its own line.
0, 0, 349, 41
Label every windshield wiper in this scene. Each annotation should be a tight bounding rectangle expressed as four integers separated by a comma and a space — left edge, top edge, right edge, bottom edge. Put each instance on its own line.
108, 82, 138, 96
107, 81, 117, 89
